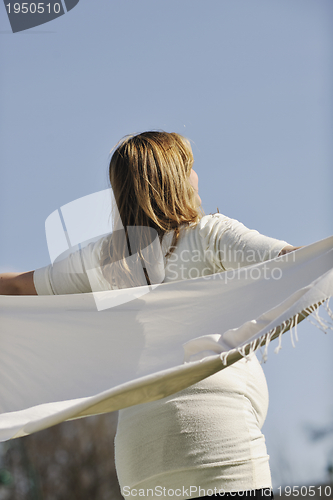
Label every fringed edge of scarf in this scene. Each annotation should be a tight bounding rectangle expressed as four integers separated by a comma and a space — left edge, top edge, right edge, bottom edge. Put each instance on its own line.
220, 298, 333, 367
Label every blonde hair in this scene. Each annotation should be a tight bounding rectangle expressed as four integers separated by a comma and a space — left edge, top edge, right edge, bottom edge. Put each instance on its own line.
100, 131, 201, 288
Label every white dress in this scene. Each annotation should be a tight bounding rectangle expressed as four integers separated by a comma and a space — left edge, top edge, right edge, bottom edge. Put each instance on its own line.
33, 214, 288, 499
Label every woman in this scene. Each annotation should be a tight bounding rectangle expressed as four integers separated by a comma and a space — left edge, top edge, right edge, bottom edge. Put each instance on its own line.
0, 131, 297, 499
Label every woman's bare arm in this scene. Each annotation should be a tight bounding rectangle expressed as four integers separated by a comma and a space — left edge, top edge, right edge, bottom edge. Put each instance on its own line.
0, 272, 37, 295
278, 245, 302, 256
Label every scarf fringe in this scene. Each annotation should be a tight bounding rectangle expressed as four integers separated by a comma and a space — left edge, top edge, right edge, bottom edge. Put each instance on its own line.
220, 298, 333, 367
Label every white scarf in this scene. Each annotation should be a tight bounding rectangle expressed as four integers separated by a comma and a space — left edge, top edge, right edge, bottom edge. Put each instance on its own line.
1, 236, 332, 441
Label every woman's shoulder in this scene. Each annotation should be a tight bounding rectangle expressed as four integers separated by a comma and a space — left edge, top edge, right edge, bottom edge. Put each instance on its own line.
188, 212, 235, 240
197, 212, 232, 228
174, 213, 236, 259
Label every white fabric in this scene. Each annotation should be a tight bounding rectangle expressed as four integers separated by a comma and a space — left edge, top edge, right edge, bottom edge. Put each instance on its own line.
0, 216, 332, 498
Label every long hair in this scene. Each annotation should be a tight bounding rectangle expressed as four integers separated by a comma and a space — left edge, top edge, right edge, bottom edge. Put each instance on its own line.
100, 131, 202, 288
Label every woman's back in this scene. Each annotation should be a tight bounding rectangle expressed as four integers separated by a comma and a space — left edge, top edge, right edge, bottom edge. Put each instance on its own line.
116, 353, 270, 498
113, 213, 288, 499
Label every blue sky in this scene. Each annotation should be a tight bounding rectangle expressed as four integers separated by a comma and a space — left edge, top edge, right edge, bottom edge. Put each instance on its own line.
1, 0, 332, 488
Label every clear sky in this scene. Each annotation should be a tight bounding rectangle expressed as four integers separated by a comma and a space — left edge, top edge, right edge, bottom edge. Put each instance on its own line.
1, 0, 332, 488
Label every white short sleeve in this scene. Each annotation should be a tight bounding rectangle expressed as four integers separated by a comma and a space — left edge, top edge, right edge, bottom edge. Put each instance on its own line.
198, 214, 289, 271
33, 237, 112, 295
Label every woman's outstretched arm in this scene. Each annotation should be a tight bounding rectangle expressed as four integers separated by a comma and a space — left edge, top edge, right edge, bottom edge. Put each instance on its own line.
0, 246, 301, 295
0, 272, 37, 295
278, 245, 302, 255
